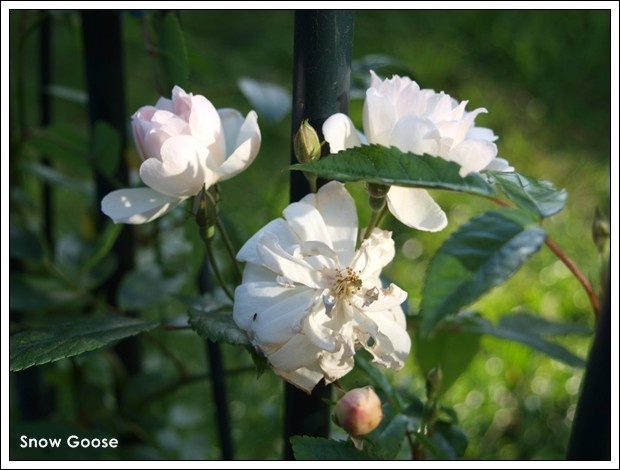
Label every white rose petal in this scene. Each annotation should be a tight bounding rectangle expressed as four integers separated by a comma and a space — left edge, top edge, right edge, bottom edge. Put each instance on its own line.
233, 181, 411, 393
102, 85, 262, 224
323, 71, 514, 231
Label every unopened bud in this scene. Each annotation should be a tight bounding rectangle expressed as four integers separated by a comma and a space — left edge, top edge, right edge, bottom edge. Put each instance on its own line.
294, 119, 322, 164
334, 386, 383, 436
592, 207, 610, 253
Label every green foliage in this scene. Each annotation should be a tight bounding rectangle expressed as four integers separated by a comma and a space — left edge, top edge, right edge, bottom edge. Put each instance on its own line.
414, 325, 482, 394
365, 414, 408, 459
91, 120, 121, 178
290, 436, 378, 460
292, 145, 496, 197
458, 312, 587, 368
159, 12, 189, 89
81, 221, 123, 271
10, 223, 46, 263
490, 171, 568, 218
9, 9, 607, 461
117, 266, 185, 310
10, 316, 159, 372
24, 123, 89, 169
188, 306, 249, 346
420, 209, 547, 335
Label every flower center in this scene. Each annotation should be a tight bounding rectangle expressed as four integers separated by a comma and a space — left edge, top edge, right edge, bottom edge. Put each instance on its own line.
330, 267, 362, 300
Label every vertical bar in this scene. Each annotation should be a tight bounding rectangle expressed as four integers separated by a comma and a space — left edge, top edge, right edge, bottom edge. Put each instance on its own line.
284, 10, 355, 459
198, 261, 234, 460
81, 11, 140, 375
566, 266, 611, 459
40, 10, 54, 247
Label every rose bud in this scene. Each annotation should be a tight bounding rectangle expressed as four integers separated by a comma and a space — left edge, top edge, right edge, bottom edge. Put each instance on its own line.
334, 386, 383, 436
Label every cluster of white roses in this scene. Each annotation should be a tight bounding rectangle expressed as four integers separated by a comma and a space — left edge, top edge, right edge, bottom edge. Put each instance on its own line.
102, 72, 511, 393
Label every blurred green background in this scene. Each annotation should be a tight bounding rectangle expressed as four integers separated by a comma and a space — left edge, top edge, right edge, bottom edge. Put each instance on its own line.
9, 10, 610, 460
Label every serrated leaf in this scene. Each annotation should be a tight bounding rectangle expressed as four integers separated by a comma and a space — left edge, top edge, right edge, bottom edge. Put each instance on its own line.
421, 209, 546, 335
366, 414, 408, 459
292, 145, 497, 197
188, 307, 249, 346
290, 436, 378, 460
92, 120, 121, 178
238, 77, 290, 123
490, 171, 568, 218
160, 12, 188, 89
414, 326, 481, 394
10, 316, 159, 371
458, 313, 587, 367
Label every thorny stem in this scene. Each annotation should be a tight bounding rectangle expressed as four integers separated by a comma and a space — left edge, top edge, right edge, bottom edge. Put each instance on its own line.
545, 237, 600, 317
489, 196, 600, 318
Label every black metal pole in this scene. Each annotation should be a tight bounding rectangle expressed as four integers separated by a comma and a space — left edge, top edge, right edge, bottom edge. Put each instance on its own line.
198, 260, 234, 460
284, 10, 355, 460
81, 11, 140, 375
566, 265, 611, 460
40, 11, 54, 247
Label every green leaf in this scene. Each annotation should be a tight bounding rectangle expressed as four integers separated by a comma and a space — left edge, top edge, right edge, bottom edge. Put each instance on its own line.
355, 354, 403, 410
10, 274, 87, 311
188, 302, 249, 346
414, 326, 481, 394
10, 316, 159, 371
365, 414, 408, 459
292, 145, 497, 197
458, 312, 587, 367
431, 420, 469, 459
421, 209, 546, 335
44, 83, 88, 104
24, 123, 89, 169
92, 120, 121, 178
81, 221, 123, 271
117, 265, 185, 310
160, 12, 189, 89
290, 436, 378, 460
9, 223, 46, 263
490, 171, 568, 218
22, 162, 93, 194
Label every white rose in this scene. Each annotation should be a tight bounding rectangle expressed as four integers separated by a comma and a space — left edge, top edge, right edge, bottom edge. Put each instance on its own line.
233, 181, 411, 393
323, 71, 513, 231
102, 86, 261, 224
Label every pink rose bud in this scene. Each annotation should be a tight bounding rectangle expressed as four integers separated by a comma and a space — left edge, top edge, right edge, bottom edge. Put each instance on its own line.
334, 386, 383, 436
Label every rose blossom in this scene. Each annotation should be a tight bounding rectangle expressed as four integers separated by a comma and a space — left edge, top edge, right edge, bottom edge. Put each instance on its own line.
102, 86, 261, 224
323, 71, 513, 232
233, 181, 411, 393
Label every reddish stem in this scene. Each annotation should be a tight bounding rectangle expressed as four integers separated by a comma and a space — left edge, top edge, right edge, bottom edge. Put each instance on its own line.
489, 196, 600, 319
545, 237, 600, 318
